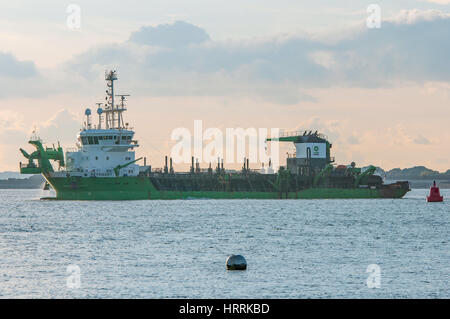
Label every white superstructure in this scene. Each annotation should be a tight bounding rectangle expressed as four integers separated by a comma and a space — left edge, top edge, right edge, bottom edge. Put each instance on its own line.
54, 70, 143, 178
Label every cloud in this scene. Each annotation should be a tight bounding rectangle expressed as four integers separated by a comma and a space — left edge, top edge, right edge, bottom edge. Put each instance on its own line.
347, 135, 361, 145
0, 110, 25, 130
327, 10, 450, 86
0, 52, 37, 78
10, 11, 450, 104
0, 110, 28, 170
0, 108, 79, 147
413, 134, 432, 145
388, 9, 450, 24
129, 21, 210, 48
0, 109, 80, 170
425, 0, 450, 5
37, 109, 81, 144
0, 128, 28, 145
293, 116, 342, 143
0, 110, 28, 145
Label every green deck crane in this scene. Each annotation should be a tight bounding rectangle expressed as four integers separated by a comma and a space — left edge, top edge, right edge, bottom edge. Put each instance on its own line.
19, 139, 65, 174
313, 164, 333, 187
113, 157, 143, 177
354, 165, 376, 187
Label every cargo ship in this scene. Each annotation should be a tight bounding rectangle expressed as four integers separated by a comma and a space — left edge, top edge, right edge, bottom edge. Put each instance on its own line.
19, 71, 410, 200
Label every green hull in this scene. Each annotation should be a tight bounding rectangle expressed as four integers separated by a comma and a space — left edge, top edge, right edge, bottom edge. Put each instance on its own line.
43, 175, 409, 200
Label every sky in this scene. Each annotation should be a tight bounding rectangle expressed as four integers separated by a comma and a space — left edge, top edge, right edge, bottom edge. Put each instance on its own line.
1, 0, 450, 172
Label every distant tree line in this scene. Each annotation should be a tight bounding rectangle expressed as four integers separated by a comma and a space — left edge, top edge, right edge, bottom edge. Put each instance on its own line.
367, 166, 450, 180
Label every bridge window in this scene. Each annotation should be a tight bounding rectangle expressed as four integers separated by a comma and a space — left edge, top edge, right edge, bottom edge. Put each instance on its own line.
82, 135, 117, 144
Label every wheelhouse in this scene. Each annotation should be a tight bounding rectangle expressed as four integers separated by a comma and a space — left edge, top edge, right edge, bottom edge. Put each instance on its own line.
78, 130, 135, 146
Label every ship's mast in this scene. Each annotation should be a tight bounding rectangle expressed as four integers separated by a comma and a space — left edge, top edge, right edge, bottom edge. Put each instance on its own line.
104, 70, 117, 129
115, 94, 129, 128
102, 70, 129, 130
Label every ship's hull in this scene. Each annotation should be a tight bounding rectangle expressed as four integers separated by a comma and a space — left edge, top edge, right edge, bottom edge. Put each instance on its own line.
42, 175, 410, 200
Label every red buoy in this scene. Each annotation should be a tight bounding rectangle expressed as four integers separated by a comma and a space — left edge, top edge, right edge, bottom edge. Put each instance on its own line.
427, 181, 443, 202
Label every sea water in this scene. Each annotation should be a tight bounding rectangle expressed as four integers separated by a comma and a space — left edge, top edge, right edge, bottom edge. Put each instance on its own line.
0, 189, 448, 298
